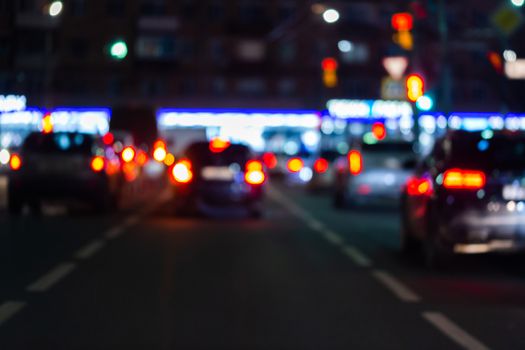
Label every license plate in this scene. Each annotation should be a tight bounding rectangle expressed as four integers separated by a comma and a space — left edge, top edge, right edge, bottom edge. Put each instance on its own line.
502, 185, 525, 200
201, 166, 234, 181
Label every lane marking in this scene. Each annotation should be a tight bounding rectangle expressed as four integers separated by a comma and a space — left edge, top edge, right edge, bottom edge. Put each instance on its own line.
322, 229, 344, 246
104, 225, 125, 240
341, 245, 372, 267
307, 219, 325, 232
74, 240, 105, 260
372, 270, 421, 303
423, 312, 490, 350
26, 263, 76, 292
0, 301, 26, 327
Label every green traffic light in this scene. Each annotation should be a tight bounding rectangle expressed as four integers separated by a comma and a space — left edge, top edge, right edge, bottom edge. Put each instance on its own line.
110, 40, 128, 60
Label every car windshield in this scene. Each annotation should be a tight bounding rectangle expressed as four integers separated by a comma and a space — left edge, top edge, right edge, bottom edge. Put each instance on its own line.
185, 142, 251, 167
22, 133, 94, 155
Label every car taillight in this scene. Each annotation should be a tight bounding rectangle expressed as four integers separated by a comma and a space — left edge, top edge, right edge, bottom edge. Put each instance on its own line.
443, 169, 486, 190
171, 159, 193, 184
262, 152, 278, 169
406, 177, 433, 196
90, 156, 105, 172
348, 150, 362, 175
121, 146, 135, 163
314, 158, 329, 173
245, 160, 265, 185
9, 154, 22, 171
287, 157, 303, 173
209, 137, 230, 153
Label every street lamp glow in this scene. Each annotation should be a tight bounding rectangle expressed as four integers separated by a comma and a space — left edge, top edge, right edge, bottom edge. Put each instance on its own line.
504, 49, 517, 62
322, 9, 340, 24
511, 0, 525, 7
338, 40, 353, 53
110, 40, 128, 60
416, 95, 434, 111
48, 1, 63, 17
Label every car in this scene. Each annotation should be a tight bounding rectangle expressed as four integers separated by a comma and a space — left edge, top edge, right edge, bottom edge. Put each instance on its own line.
7, 132, 123, 215
334, 140, 417, 208
401, 130, 525, 267
169, 138, 265, 217
307, 149, 341, 192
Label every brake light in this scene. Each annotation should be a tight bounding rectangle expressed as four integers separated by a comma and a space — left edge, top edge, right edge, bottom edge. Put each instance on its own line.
9, 154, 22, 171
443, 169, 486, 190
262, 152, 278, 169
102, 132, 114, 145
172, 159, 193, 184
314, 158, 329, 173
209, 137, 230, 153
42, 113, 53, 134
164, 153, 175, 166
90, 156, 105, 172
287, 157, 304, 173
245, 160, 265, 185
153, 147, 167, 162
406, 177, 433, 196
348, 150, 363, 175
121, 146, 135, 163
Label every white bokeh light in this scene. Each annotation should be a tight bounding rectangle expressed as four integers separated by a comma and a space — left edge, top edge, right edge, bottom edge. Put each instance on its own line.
49, 1, 63, 17
322, 9, 340, 24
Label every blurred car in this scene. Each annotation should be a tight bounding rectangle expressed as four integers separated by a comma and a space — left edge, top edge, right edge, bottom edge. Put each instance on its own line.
334, 140, 417, 208
169, 138, 265, 217
401, 130, 525, 267
307, 149, 341, 192
7, 132, 123, 214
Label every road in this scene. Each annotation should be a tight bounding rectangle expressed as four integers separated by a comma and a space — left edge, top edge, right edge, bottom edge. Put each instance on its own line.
0, 181, 524, 349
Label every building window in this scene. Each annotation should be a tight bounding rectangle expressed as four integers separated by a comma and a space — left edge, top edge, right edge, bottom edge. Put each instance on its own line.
236, 40, 266, 62
236, 78, 266, 96
212, 77, 227, 95
209, 39, 225, 65
278, 42, 296, 64
70, 0, 86, 16
107, 0, 125, 17
68, 37, 89, 58
277, 79, 296, 96
140, 0, 165, 15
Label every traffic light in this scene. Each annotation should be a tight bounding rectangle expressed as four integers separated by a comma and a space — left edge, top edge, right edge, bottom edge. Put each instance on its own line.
371, 122, 387, 141
392, 13, 413, 51
109, 40, 128, 60
406, 74, 424, 102
321, 57, 338, 88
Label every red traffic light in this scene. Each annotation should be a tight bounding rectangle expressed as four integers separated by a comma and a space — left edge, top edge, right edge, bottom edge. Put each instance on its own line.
406, 74, 424, 102
321, 57, 338, 71
391, 13, 413, 31
372, 122, 387, 141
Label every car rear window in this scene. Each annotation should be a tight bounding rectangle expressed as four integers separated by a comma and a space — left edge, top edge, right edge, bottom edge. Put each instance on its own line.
449, 134, 525, 170
185, 142, 251, 166
362, 142, 415, 154
23, 133, 94, 155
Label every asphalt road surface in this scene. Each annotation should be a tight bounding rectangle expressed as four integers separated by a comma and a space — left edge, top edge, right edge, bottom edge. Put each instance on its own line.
0, 182, 524, 349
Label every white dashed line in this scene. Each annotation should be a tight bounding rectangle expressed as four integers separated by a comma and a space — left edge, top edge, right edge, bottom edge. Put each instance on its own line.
321, 229, 344, 246
341, 245, 372, 267
74, 240, 105, 260
26, 263, 76, 293
0, 301, 26, 327
372, 270, 421, 303
104, 225, 125, 240
423, 312, 490, 350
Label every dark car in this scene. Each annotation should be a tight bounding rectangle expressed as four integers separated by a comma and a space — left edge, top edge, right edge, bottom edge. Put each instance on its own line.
169, 139, 265, 217
334, 140, 417, 208
8, 132, 123, 214
401, 130, 525, 267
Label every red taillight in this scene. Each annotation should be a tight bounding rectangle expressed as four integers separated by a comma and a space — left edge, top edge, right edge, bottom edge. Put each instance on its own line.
9, 154, 22, 171
90, 156, 105, 172
245, 160, 265, 185
262, 152, 278, 169
348, 150, 363, 175
287, 157, 304, 173
406, 177, 433, 196
314, 158, 329, 173
209, 138, 230, 153
102, 132, 114, 145
171, 159, 193, 184
443, 169, 486, 190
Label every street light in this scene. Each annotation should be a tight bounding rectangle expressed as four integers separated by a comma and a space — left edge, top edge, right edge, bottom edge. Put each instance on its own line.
109, 40, 128, 60
48, 1, 63, 17
511, 0, 524, 7
322, 9, 340, 24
